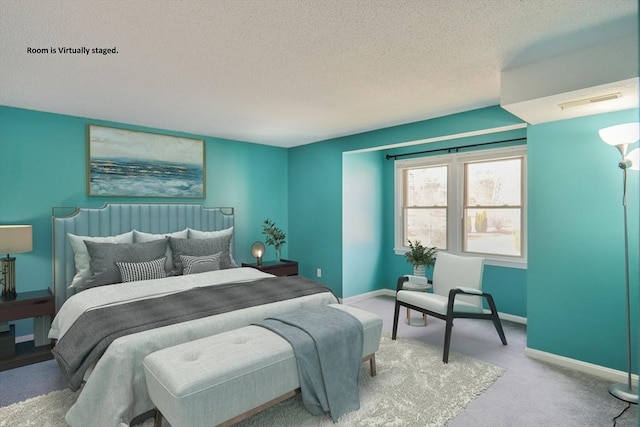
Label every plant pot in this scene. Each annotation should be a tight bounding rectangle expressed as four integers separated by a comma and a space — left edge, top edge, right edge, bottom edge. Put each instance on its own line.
413, 265, 425, 277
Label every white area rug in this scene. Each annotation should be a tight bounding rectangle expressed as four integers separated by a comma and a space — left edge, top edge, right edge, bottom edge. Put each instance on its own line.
0, 334, 504, 427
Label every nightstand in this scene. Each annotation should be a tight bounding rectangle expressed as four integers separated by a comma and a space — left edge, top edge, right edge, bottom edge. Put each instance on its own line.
241, 259, 298, 276
0, 289, 55, 371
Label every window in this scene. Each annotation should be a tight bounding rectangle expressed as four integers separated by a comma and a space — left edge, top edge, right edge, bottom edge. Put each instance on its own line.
464, 157, 523, 257
403, 164, 448, 249
395, 145, 526, 267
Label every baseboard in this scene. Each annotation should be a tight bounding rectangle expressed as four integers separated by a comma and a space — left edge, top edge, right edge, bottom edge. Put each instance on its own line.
525, 346, 639, 386
342, 289, 395, 304
343, 289, 527, 325
484, 309, 527, 325
16, 334, 34, 344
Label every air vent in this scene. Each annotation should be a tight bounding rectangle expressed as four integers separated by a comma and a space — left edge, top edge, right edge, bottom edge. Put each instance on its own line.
558, 92, 622, 110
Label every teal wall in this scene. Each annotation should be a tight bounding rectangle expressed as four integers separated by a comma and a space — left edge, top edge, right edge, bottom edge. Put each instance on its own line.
288, 142, 343, 288
0, 106, 289, 336
342, 151, 385, 297
527, 109, 639, 373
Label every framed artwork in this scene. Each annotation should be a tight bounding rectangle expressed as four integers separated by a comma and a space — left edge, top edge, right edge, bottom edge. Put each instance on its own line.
87, 124, 205, 198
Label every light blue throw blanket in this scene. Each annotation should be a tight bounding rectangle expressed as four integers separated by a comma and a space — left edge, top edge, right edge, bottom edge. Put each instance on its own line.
254, 305, 364, 422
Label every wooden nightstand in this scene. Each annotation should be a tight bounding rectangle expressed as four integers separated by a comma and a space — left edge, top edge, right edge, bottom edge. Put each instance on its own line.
0, 289, 55, 371
241, 259, 298, 277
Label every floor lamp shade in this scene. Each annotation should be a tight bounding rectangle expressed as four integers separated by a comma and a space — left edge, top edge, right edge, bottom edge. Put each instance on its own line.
0, 225, 33, 299
598, 123, 640, 147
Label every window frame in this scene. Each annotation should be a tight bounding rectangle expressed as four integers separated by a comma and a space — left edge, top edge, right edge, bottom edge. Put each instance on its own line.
394, 145, 527, 269
402, 163, 449, 250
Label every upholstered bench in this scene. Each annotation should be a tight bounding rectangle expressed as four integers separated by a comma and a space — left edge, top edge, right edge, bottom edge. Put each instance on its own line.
142, 304, 383, 427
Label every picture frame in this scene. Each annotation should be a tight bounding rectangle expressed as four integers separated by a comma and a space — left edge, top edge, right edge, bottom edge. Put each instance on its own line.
87, 124, 205, 198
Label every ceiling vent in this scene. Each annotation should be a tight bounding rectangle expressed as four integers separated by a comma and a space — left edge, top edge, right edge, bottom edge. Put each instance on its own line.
558, 92, 622, 110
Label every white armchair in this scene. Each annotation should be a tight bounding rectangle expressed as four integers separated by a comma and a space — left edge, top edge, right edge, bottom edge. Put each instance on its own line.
392, 252, 507, 363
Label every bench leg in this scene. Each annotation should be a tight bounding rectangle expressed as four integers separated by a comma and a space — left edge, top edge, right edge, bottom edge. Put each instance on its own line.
154, 409, 163, 427
369, 353, 377, 377
362, 353, 377, 377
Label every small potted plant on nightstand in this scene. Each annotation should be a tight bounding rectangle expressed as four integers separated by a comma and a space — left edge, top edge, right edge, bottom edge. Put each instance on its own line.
262, 219, 286, 261
404, 240, 437, 277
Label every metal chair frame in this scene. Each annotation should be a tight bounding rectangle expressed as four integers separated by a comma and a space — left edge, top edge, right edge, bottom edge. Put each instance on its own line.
392, 275, 507, 363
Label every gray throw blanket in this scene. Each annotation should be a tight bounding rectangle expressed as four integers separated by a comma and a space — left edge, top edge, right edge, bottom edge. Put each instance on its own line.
53, 276, 332, 391
255, 305, 364, 422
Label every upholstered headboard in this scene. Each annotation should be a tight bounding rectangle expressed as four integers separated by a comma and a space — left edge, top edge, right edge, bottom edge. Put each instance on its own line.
52, 203, 234, 311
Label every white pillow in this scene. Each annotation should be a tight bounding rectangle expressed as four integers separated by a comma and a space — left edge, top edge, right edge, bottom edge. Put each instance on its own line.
67, 231, 134, 289
187, 227, 237, 267
133, 229, 188, 271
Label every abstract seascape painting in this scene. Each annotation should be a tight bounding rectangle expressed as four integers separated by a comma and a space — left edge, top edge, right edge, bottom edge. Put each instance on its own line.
87, 125, 205, 198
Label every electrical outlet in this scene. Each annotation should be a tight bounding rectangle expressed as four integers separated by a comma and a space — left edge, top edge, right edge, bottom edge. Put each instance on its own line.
316, 268, 322, 278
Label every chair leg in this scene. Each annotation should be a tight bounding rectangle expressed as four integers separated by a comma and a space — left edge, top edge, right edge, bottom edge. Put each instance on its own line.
493, 316, 507, 345
405, 307, 427, 326
154, 409, 163, 427
392, 300, 401, 340
486, 295, 508, 345
443, 314, 454, 363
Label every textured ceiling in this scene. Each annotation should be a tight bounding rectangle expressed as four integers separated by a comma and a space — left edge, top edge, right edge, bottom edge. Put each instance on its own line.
1, 0, 638, 147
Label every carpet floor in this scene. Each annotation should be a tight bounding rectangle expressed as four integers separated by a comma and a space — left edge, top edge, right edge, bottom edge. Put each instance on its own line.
0, 333, 503, 427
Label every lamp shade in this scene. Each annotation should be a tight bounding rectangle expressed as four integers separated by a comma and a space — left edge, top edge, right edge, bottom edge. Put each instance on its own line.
250, 241, 265, 258
0, 225, 33, 254
598, 123, 640, 146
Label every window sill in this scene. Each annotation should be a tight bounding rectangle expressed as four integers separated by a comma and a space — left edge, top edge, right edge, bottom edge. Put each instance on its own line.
394, 248, 527, 270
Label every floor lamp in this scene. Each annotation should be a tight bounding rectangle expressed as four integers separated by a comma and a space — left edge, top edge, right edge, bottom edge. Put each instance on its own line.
598, 122, 639, 405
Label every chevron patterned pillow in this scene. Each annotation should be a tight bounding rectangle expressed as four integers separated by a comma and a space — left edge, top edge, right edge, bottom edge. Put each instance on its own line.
116, 257, 167, 283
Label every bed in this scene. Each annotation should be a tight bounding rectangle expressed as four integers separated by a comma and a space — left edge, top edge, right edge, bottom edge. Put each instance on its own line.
50, 204, 338, 427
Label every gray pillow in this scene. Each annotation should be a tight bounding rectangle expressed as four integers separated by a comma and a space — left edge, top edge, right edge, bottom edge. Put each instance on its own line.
180, 253, 221, 275
187, 227, 237, 267
83, 239, 168, 288
169, 235, 233, 272
133, 229, 188, 271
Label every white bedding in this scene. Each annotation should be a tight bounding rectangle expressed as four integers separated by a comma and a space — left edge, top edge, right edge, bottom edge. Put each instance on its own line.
51, 267, 338, 427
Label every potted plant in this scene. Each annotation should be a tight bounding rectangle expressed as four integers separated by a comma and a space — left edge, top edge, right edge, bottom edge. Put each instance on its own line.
262, 219, 286, 260
404, 239, 437, 276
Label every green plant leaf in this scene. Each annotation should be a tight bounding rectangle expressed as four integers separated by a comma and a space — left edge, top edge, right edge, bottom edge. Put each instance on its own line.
262, 218, 286, 250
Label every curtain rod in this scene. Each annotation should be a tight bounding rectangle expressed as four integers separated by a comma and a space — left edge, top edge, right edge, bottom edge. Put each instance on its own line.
385, 137, 527, 160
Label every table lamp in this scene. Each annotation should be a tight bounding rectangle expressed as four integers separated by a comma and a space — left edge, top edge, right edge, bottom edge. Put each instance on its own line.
0, 225, 33, 300
251, 241, 265, 266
